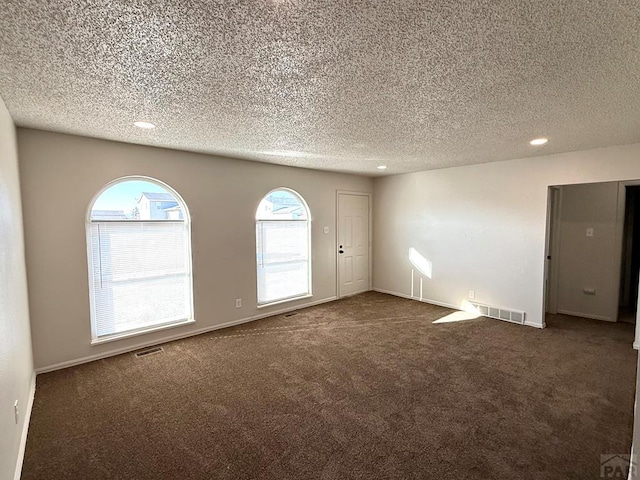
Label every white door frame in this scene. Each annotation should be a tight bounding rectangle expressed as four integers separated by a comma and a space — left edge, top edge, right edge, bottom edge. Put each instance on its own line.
544, 186, 562, 314
336, 190, 372, 298
612, 182, 628, 324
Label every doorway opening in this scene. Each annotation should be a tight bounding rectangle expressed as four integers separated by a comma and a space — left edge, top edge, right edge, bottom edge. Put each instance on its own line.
618, 186, 640, 324
544, 180, 640, 339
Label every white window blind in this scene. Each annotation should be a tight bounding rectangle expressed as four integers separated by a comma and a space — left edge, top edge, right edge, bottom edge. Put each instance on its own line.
88, 221, 192, 339
256, 221, 309, 304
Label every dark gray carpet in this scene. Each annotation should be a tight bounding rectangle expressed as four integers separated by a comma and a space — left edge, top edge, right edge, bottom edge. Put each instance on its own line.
21, 292, 637, 479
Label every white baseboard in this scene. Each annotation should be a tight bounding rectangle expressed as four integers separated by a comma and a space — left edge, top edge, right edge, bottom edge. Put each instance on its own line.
373, 287, 545, 329
525, 320, 546, 329
14, 372, 36, 480
557, 309, 613, 322
36, 296, 337, 374
373, 288, 460, 310
373, 287, 413, 300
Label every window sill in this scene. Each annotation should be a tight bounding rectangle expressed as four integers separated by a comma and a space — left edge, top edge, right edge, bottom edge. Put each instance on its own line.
257, 294, 313, 309
91, 318, 195, 345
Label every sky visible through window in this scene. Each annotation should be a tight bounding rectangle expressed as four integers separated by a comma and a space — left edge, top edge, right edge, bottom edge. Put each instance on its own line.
269, 190, 295, 200
92, 180, 170, 217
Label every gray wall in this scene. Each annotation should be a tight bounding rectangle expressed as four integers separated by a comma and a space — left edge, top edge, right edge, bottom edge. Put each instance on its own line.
373, 143, 640, 329
17, 129, 373, 371
556, 182, 621, 321
0, 98, 34, 480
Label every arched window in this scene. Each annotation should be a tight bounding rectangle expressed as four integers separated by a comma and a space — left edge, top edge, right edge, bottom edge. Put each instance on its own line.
256, 188, 311, 305
86, 177, 193, 342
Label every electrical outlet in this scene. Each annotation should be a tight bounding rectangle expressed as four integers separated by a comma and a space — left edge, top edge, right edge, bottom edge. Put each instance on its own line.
235, 298, 242, 308
468, 290, 475, 299
586, 228, 594, 237
323, 226, 329, 234
14, 400, 19, 424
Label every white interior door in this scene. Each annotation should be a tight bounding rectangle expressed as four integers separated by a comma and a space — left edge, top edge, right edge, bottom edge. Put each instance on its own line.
338, 193, 370, 297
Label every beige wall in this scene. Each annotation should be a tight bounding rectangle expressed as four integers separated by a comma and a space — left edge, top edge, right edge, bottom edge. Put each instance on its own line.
556, 182, 621, 321
14, 127, 640, 470
17, 129, 373, 371
0, 99, 34, 480
373, 142, 640, 329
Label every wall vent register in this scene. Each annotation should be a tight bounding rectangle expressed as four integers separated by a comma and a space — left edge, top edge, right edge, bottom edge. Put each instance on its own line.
470, 303, 526, 325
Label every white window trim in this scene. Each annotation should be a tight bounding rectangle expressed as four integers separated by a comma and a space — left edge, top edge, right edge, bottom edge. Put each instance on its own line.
90, 318, 195, 345
257, 294, 313, 309
86, 176, 195, 344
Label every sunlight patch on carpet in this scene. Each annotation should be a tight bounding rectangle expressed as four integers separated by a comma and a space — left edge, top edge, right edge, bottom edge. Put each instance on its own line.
433, 301, 481, 324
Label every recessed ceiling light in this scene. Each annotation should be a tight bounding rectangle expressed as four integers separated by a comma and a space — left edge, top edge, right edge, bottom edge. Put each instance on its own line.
134, 121, 156, 129
377, 165, 387, 170
529, 137, 548, 146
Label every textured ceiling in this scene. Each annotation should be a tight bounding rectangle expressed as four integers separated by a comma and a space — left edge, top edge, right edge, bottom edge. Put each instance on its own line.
1, 1, 640, 176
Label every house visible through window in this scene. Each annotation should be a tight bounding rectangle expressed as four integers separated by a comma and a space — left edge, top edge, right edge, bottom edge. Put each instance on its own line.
256, 188, 311, 305
86, 177, 193, 342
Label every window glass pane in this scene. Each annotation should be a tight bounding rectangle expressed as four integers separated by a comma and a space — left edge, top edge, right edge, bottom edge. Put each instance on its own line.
256, 189, 308, 220
87, 178, 192, 340
91, 180, 184, 221
256, 189, 310, 305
